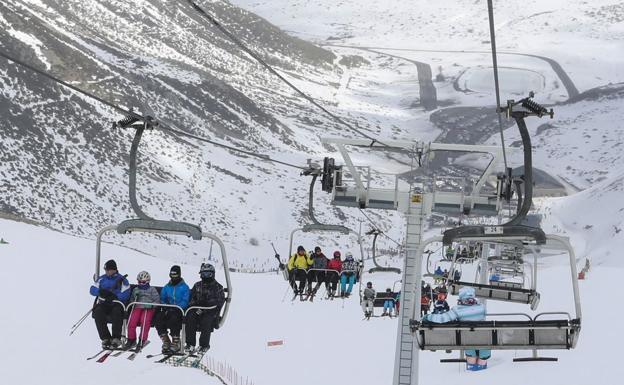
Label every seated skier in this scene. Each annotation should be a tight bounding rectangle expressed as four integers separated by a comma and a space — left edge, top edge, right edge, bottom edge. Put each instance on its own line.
308, 246, 329, 300
156, 265, 190, 354
287, 245, 312, 297
89, 259, 130, 349
382, 288, 395, 316
340, 252, 358, 297
185, 263, 225, 355
125, 271, 160, 350
361, 281, 375, 317
423, 287, 490, 371
326, 251, 342, 298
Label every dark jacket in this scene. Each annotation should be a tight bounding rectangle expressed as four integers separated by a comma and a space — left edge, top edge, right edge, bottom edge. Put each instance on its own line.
189, 279, 225, 312
311, 253, 329, 269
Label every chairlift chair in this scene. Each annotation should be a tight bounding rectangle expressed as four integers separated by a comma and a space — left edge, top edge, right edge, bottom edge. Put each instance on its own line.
411, 233, 581, 361
93, 115, 232, 335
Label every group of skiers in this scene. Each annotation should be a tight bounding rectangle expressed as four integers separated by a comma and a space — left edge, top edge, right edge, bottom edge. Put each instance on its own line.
90, 259, 225, 355
282, 245, 361, 300
433, 266, 461, 284
361, 282, 400, 318
420, 281, 451, 316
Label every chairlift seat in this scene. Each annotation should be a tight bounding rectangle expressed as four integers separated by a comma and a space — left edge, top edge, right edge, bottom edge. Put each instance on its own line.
373, 292, 399, 307
117, 219, 202, 240
449, 280, 540, 309
412, 318, 580, 350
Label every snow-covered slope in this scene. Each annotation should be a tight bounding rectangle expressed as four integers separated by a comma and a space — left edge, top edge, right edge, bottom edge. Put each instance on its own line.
1, 218, 622, 385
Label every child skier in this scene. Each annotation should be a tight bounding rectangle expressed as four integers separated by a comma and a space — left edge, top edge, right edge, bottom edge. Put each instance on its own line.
125, 271, 160, 349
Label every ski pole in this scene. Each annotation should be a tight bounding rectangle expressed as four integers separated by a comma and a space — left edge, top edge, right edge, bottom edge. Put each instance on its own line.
69, 308, 93, 336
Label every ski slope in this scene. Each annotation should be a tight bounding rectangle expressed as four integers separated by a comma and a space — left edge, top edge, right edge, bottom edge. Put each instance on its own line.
0, 215, 621, 385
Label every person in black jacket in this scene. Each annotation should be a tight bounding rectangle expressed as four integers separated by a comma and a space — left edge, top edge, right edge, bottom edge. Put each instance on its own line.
184, 263, 225, 354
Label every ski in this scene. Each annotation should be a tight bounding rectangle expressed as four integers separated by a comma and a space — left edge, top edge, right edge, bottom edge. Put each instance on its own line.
96, 350, 113, 363
86, 349, 107, 361
127, 340, 150, 361
146, 352, 164, 359
155, 353, 175, 363
174, 352, 196, 365
190, 351, 208, 368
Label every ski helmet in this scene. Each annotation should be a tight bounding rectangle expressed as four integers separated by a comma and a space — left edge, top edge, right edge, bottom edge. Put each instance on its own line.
137, 271, 151, 284
366, 281, 373, 287
345, 252, 354, 261
200, 263, 215, 279
104, 259, 117, 271
333, 251, 341, 258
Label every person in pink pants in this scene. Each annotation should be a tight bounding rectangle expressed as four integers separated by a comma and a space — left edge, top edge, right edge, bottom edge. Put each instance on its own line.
124, 271, 160, 349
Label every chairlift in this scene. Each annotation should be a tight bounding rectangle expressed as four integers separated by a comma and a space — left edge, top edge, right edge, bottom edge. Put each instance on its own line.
412, 231, 581, 361
278, 169, 365, 299
366, 228, 401, 274
447, 236, 540, 310
93, 115, 232, 335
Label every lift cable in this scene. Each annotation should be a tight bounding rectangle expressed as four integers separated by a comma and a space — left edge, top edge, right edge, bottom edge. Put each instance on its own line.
0, 49, 306, 171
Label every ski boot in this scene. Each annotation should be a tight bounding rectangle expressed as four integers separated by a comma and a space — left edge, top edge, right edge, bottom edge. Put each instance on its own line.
110, 338, 122, 349
170, 336, 181, 353
185, 344, 196, 355
197, 345, 209, 355
160, 334, 172, 354
101, 339, 111, 349
123, 339, 137, 350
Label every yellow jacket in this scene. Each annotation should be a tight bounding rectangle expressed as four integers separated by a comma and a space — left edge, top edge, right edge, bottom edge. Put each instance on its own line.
288, 252, 313, 271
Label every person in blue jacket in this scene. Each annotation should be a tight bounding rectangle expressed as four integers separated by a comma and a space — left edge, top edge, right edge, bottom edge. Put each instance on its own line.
156, 265, 190, 354
90, 259, 131, 349
423, 287, 490, 371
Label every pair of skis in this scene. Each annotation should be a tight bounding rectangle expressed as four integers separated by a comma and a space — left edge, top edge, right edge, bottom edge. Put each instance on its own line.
150, 349, 207, 367
87, 340, 150, 363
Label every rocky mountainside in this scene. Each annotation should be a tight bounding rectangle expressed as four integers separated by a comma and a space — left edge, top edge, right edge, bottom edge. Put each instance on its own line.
0, 0, 385, 266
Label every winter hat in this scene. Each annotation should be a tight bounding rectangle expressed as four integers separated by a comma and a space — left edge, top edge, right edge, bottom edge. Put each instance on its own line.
333, 251, 341, 258
297, 245, 305, 252
458, 287, 476, 301
345, 252, 354, 260
104, 259, 117, 271
169, 265, 181, 278
314, 246, 322, 252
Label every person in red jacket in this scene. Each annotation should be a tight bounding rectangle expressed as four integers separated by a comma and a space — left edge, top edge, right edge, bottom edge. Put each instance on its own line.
326, 251, 342, 299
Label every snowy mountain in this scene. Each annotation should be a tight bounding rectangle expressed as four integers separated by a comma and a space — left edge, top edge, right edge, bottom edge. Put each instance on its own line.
0, 0, 408, 267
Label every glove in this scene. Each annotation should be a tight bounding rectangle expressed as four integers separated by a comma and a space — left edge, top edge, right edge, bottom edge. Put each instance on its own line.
279, 263, 285, 271
99, 289, 116, 301
213, 316, 222, 330
275, 253, 280, 259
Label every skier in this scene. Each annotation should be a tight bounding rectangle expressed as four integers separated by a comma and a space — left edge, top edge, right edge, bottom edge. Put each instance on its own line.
445, 245, 455, 259
453, 269, 462, 281
185, 263, 225, 354
308, 246, 329, 300
89, 259, 131, 349
340, 252, 358, 297
361, 281, 375, 317
432, 287, 449, 314
434, 266, 444, 277
287, 245, 312, 297
423, 287, 489, 370
326, 251, 342, 298
395, 291, 401, 315
454, 287, 489, 370
125, 271, 160, 350
156, 265, 190, 354
381, 288, 395, 316
420, 281, 432, 316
